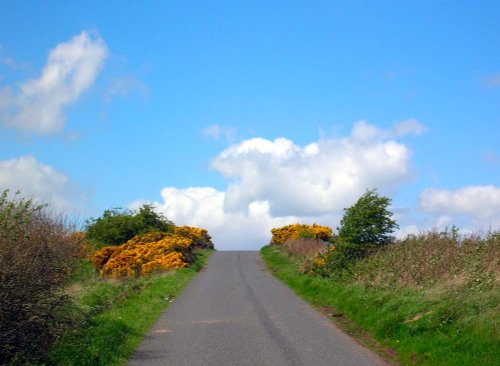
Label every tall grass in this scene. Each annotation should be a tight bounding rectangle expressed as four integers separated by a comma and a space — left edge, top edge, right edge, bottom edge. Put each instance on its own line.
284, 238, 327, 258
352, 231, 499, 289
261, 231, 500, 365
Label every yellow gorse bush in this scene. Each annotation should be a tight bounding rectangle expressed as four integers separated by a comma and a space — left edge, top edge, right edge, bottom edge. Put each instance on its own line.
271, 223, 333, 245
141, 252, 187, 275
173, 226, 214, 249
92, 226, 213, 278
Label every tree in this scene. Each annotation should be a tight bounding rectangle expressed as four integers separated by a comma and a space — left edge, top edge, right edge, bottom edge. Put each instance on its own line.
338, 189, 398, 258
135, 204, 173, 234
85, 204, 173, 247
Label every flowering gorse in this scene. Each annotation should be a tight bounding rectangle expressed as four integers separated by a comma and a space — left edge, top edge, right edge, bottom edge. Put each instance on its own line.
92, 226, 213, 278
271, 223, 333, 245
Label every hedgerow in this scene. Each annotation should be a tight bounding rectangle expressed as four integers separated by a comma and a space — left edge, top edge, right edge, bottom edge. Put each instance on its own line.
0, 190, 82, 364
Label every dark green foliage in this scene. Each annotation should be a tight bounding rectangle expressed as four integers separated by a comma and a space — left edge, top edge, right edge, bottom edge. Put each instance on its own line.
135, 204, 173, 233
85, 204, 173, 247
338, 189, 398, 258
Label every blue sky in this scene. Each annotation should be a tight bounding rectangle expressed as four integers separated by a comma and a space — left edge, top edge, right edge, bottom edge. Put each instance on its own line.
1, 1, 499, 249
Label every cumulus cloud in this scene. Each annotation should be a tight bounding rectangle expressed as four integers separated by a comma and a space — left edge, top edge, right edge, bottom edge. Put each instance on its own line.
131, 121, 421, 249
0, 31, 108, 135
0, 156, 85, 211
129, 186, 334, 250
212, 121, 415, 216
419, 185, 500, 228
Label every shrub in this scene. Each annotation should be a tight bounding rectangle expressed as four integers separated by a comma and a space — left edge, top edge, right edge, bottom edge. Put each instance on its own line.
0, 191, 81, 364
337, 189, 398, 259
271, 223, 333, 245
92, 226, 214, 278
173, 226, 215, 249
85, 204, 173, 247
308, 245, 353, 278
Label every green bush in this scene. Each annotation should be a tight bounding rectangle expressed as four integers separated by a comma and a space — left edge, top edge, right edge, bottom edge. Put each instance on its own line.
337, 189, 398, 259
85, 204, 173, 247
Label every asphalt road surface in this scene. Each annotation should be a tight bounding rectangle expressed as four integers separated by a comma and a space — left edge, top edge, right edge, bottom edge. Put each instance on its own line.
128, 251, 388, 366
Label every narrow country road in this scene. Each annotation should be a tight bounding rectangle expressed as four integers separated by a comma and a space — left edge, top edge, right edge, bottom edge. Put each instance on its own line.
128, 251, 388, 366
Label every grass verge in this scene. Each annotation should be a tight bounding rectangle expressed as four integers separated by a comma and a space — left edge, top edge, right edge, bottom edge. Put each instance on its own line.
46, 249, 213, 366
261, 245, 499, 366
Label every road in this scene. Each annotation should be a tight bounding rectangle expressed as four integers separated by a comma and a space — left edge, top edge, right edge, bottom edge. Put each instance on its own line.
128, 251, 388, 366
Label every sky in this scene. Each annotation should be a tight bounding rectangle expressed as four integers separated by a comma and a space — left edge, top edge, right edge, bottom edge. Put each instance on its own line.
1, 1, 499, 250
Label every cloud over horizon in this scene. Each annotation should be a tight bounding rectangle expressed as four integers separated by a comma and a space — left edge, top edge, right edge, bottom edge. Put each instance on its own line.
131, 120, 424, 249
0, 31, 108, 135
212, 121, 416, 217
419, 185, 500, 229
0, 155, 86, 212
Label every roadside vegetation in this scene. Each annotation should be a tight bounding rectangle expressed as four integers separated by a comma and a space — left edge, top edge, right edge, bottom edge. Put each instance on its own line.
47, 250, 211, 365
0, 191, 82, 365
261, 189, 499, 365
0, 190, 213, 365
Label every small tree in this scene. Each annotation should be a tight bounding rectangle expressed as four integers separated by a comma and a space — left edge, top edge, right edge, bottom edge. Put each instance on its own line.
338, 189, 398, 258
85, 204, 173, 247
135, 204, 173, 234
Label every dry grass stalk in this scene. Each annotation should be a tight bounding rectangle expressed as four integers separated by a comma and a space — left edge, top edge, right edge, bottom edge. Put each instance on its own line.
285, 238, 328, 258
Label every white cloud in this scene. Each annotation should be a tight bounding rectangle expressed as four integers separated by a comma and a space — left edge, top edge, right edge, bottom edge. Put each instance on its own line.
0, 156, 85, 212
129, 186, 337, 250
419, 185, 500, 228
0, 31, 108, 135
131, 121, 419, 249
212, 121, 414, 216
202, 124, 237, 143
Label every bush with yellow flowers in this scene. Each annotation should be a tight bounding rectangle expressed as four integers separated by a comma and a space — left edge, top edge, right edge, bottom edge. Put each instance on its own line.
270, 223, 333, 245
173, 226, 214, 249
91, 226, 214, 278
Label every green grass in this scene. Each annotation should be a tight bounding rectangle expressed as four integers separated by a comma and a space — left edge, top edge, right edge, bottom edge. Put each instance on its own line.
46, 250, 213, 366
261, 245, 500, 366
